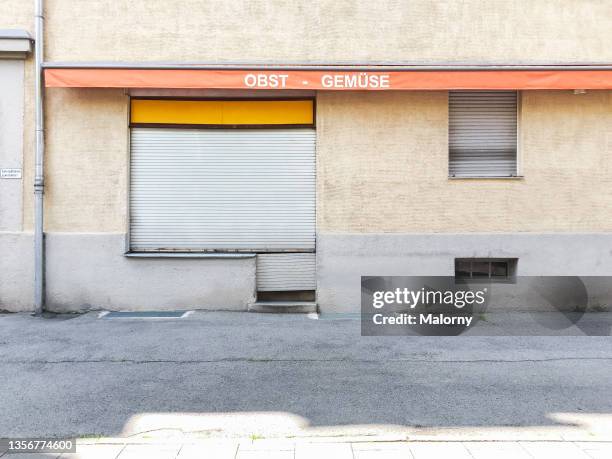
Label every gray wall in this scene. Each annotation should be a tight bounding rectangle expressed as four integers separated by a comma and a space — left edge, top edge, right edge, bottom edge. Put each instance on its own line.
2, 232, 257, 312
44, 233, 256, 312
317, 233, 612, 313
6, 231, 612, 313
0, 232, 33, 311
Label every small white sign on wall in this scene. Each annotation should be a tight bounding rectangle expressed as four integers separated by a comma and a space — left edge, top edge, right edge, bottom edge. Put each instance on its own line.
1, 168, 22, 179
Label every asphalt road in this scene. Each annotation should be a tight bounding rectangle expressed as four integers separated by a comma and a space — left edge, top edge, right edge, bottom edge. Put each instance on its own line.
0, 311, 611, 439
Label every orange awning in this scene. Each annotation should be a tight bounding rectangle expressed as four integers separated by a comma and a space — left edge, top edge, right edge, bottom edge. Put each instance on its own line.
44, 68, 612, 90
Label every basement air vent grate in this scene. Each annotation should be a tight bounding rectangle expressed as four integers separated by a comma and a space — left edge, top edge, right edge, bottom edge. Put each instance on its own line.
99, 311, 191, 319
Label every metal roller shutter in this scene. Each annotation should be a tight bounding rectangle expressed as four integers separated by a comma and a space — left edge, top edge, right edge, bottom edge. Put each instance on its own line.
257, 253, 316, 291
129, 128, 315, 251
449, 91, 518, 177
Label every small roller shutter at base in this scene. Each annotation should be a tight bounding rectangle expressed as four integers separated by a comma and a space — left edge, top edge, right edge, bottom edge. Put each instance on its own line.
257, 253, 316, 292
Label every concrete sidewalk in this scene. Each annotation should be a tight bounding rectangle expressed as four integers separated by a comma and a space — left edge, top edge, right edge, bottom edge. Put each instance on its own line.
1, 438, 612, 459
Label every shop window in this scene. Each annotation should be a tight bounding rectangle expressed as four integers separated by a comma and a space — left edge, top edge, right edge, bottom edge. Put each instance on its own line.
449, 91, 519, 177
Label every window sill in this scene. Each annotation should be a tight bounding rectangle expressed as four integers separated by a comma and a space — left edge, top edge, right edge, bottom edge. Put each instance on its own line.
124, 252, 256, 259
448, 176, 524, 180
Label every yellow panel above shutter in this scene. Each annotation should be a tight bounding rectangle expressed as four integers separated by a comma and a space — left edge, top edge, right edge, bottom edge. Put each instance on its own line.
130, 99, 314, 126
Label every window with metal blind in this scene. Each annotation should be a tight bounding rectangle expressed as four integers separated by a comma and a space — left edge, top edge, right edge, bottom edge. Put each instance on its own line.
449, 91, 518, 177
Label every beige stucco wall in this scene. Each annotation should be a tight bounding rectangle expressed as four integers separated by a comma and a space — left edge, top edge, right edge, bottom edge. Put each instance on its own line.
40, 89, 612, 233
5, 0, 611, 234
43, 89, 127, 232
0, 1, 32, 31
3, 0, 611, 64
43, 0, 612, 63
317, 90, 612, 233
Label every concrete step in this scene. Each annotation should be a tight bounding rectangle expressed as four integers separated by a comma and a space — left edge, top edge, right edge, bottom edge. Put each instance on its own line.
248, 301, 317, 313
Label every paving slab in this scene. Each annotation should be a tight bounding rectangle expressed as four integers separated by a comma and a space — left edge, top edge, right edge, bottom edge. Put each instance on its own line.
115, 444, 180, 459
238, 439, 294, 451
518, 441, 592, 459
574, 442, 612, 459
352, 442, 414, 459
409, 442, 472, 459
236, 450, 293, 459
177, 442, 237, 459
295, 442, 353, 459
462, 441, 531, 459
60, 444, 125, 459
2, 454, 61, 459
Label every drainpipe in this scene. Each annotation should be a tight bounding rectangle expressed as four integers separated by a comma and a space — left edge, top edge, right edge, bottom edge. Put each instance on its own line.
33, 0, 45, 315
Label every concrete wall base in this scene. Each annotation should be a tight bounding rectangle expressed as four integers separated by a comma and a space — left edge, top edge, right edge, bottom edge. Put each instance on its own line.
317, 232, 612, 313
4, 231, 612, 313
44, 233, 256, 312
1, 232, 256, 312
0, 231, 34, 312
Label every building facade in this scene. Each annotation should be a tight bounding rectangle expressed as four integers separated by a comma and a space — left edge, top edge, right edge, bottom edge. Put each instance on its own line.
1, 1, 612, 313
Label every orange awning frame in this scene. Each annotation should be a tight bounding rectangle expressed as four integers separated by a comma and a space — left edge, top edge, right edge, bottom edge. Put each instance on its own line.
44, 64, 612, 90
